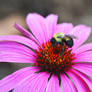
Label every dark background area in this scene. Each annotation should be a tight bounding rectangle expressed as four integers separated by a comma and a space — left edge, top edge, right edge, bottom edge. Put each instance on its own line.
0, 0, 92, 79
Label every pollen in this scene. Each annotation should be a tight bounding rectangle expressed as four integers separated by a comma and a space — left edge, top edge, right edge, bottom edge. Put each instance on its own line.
34, 41, 75, 74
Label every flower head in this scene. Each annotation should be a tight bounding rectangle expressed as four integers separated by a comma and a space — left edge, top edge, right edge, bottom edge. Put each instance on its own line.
0, 13, 92, 92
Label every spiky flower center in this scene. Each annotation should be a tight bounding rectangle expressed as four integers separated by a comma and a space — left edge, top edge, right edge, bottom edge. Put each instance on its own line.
35, 41, 75, 74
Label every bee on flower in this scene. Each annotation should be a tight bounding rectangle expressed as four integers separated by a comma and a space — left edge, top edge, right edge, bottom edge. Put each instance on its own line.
0, 13, 92, 92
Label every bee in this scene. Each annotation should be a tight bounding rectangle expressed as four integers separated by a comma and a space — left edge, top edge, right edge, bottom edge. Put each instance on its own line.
50, 32, 76, 55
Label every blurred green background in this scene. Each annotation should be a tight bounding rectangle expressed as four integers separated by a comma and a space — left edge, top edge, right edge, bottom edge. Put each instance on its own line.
0, 0, 92, 79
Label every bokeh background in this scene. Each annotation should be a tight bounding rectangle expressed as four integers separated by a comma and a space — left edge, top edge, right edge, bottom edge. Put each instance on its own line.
0, 0, 92, 79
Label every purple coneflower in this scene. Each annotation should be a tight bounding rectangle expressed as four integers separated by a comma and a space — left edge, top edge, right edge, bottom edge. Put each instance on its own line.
0, 13, 92, 92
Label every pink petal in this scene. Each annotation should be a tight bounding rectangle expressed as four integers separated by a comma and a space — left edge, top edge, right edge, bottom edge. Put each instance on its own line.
70, 25, 91, 50
26, 13, 48, 44
0, 41, 35, 63
56, 23, 73, 34
67, 70, 90, 92
61, 74, 77, 92
0, 67, 38, 92
72, 69, 92, 90
73, 51, 92, 63
14, 23, 34, 39
14, 23, 39, 45
46, 75, 61, 92
45, 14, 58, 40
0, 35, 38, 50
73, 63, 92, 77
13, 72, 49, 92
0, 41, 34, 56
0, 54, 34, 63
73, 43, 92, 54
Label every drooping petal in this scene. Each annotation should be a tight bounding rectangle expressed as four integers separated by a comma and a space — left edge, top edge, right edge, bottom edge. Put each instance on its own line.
0, 35, 38, 50
45, 14, 58, 40
46, 75, 61, 92
56, 23, 73, 34
73, 51, 92, 63
14, 23, 39, 45
73, 63, 92, 77
13, 72, 49, 92
73, 43, 92, 54
0, 41, 35, 63
67, 70, 90, 92
72, 69, 92, 90
26, 13, 48, 44
61, 74, 77, 92
14, 23, 34, 39
0, 67, 38, 92
70, 25, 91, 50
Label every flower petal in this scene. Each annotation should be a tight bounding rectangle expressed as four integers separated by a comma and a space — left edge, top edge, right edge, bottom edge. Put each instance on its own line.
14, 23, 39, 45
61, 74, 77, 92
13, 72, 49, 92
73, 51, 92, 63
0, 67, 37, 92
56, 23, 73, 34
0, 35, 38, 50
45, 14, 58, 39
67, 70, 90, 92
72, 69, 92, 90
26, 13, 48, 44
73, 43, 92, 54
46, 75, 61, 92
0, 41, 35, 63
73, 63, 92, 77
0, 41, 34, 55
70, 25, 91, 50
0, 54, 34, 63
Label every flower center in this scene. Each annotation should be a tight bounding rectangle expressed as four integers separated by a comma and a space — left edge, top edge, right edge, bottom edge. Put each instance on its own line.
34, 41, 75, 75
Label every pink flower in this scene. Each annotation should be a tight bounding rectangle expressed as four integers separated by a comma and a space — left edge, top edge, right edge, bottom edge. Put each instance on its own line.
0, 13, 92, 92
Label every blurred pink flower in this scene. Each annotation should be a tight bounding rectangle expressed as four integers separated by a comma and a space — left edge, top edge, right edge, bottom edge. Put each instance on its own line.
0, 13, 92, 92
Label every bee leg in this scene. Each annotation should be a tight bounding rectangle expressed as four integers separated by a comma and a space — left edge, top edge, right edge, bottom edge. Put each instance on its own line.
60, 44, 64, 56
50, 38, 56, 47
50, 38, 58, 47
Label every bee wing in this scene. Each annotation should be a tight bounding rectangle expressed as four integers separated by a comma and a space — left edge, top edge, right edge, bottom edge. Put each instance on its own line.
57, 36, 63, 38
67, 34, 78, 39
